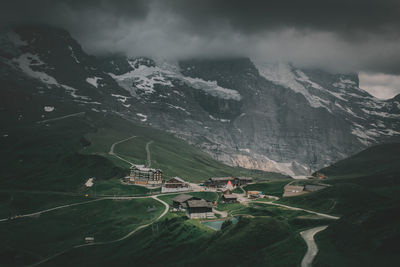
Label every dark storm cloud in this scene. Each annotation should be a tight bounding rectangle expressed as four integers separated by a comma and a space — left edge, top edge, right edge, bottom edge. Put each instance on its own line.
2, 0, 400, 89
161, 0, 400, 38
0, 0, 151, 24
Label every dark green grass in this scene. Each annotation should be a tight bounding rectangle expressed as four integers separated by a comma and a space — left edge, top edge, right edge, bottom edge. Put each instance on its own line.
83, 179, 160, 197
0, 116, 126, 192
81, 115, 289, 182
317, 143, 400, 179
281, 143, 400, 266
314, 202, 400, 267
0, 198, 164, 266
41, 214, 307, 267
244, 180, 291, 197
0, 192, 87, 218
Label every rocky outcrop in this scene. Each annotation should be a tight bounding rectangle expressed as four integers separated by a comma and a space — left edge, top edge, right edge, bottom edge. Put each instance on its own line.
1, 26, 399, 176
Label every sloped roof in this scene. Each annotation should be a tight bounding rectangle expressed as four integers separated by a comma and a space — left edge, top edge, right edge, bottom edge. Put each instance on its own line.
130, 165, 162, 172
186, 199, 213, 208
285, 185, 304, 192
222, 195, 237, 199
167, 177, 186, 183
210, 177, 234, 181
238, 177, 253, 180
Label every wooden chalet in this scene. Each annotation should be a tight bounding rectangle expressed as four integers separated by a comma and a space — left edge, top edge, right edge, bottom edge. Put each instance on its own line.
248, 191, 262, 199
162, 177, 191, 193
172, 194, 199, 209
221, 194, 237, 203
184, 199, 214, 219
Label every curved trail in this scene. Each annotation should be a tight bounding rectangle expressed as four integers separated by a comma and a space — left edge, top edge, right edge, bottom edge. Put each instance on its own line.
145, 141, 153, 167
23, 137, 337, 266
108, 136, 137, 166
212, 208, 228, 218
37, 112, 85, 124
28, 196, 169, 267
300, 225, 328, 267
252, 201, 340, 220
0, 199, 105, 222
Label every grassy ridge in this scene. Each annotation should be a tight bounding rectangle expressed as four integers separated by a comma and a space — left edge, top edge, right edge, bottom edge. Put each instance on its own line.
41, 214, 308, 267
277, 143, 400, 266
0, 192, 88, 218
317, 143, 400, 179
0, 198, 164, 266
83, 114, 289, 182
1, 110, 286, 194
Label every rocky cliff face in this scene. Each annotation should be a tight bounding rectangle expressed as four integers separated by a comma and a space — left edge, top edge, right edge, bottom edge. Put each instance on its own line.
1, 26, 400, 176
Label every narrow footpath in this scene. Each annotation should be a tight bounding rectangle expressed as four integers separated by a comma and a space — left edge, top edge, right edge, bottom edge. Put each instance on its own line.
145, 140, 153, 167
108, 136, 137, 166
28, 196, 169, 267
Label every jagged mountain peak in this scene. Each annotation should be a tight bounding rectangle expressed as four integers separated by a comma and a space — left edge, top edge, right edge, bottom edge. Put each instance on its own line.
1, 25, 400, 176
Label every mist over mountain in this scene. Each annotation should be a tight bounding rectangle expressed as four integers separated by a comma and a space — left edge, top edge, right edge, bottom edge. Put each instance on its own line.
2, 25, 400, 176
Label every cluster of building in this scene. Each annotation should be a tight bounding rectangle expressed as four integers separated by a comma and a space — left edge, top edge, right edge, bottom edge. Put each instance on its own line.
283, 184, 328, 197
128, 166, 191, 192
172, 194, 214, 219
204, 177, 253, 188
220, 180, 238, 203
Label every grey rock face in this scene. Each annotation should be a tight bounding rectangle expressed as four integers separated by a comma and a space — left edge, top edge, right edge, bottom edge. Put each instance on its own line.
1, 26, 399, 176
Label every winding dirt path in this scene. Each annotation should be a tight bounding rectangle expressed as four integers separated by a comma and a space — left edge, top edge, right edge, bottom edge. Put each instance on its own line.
145, 141, 153, 167
252, 201, 340, 220
212, 208, 228, 218
300, 225, 328, 267
0, 199, 105, 222
108, 136, 137, 166
37, 112, 85, 124
28, 196, 169, 267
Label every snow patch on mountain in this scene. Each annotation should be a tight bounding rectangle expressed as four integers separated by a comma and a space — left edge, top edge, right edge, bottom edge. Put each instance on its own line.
109, 60, 174, 95
209, 115, 230, 123
295, 70, 324, 90
43, 106, 55, 112
181, 76, 242, 100
254, 62, 331, 110
136, 113, 147, 122
62, 85, 91, 100
68, 46, 80, 64
86, 77, 101, 88
166, 103, 191, 115
15, 53, 58, 86
109, 58, 241, 101
6, 31, 28, 47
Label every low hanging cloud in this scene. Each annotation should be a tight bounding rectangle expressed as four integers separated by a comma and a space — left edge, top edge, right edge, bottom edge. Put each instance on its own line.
1, 0, 400, 97
359, 72, 400, 99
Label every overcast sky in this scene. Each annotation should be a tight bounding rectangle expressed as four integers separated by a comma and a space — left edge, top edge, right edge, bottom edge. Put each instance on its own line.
2, 0, 400, 99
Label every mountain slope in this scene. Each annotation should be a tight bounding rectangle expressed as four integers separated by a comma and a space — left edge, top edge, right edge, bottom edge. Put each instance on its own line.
316, 143, 400, 178
1, 25, 400, 176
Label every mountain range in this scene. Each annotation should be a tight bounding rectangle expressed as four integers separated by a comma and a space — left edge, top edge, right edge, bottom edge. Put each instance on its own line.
1, 25, 400, 176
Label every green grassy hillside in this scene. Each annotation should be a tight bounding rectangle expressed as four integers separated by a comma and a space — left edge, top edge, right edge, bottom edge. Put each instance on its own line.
278, 143, 400, 266
82, 114, 289, 182
316, 143, 400, 179
0, 198, 164, 266
40, 214, 308, 267
0, 109, 287, 195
